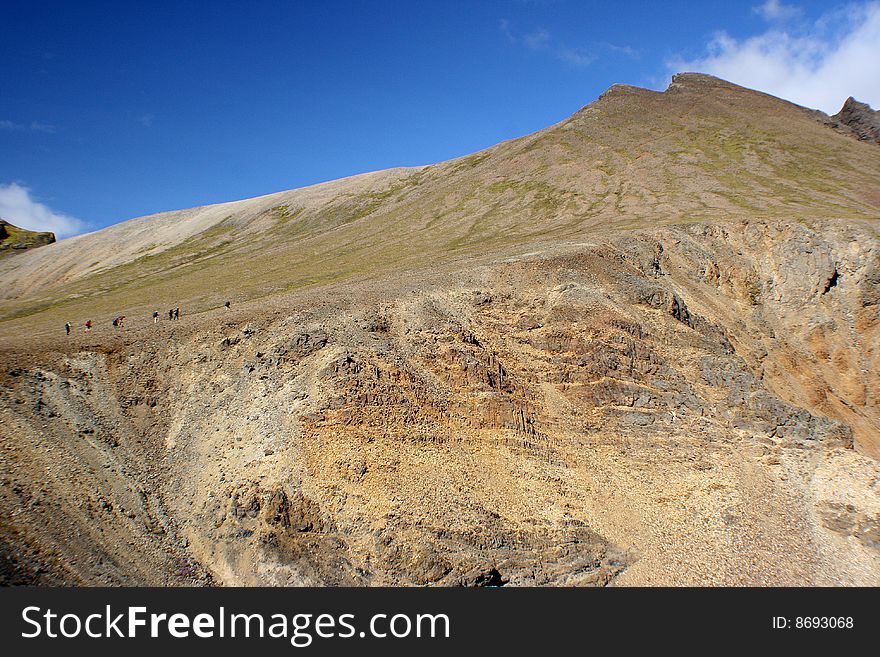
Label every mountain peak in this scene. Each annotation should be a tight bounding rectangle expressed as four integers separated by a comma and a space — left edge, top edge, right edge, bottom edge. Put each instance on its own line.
596, 73, 732, 101
831, 96, 880, 144
592, 73, 766, 110
667, 72, 732, 89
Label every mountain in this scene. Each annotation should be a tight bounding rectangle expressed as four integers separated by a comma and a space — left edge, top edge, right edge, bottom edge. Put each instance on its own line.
0, 219, 55, 258
0, 74, 878, 586
830, 96, 880, 144
2, 74, 878, 318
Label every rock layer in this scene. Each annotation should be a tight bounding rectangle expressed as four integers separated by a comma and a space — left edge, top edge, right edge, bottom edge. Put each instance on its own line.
1, 219, 877, 586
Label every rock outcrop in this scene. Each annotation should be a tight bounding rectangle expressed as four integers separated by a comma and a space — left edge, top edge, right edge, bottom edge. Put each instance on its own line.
829, 97, 880, 144
0, 219, 55, 258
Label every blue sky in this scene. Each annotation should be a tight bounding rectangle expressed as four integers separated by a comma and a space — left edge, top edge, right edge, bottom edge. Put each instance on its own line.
2, 0, 878, 237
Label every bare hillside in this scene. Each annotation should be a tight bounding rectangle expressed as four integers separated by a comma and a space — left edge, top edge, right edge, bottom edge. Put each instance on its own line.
1, 74, 878, 586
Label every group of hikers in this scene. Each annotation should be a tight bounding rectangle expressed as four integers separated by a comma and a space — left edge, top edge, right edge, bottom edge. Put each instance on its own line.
64, 307, 178, 335
63, 301, 231, 336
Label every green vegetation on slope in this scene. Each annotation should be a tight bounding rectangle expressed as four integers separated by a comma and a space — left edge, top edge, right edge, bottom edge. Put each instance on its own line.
2, 74, 879, 337
0, 220, 55, 257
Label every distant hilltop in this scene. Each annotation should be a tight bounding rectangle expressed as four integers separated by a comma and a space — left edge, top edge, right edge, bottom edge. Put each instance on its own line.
0, 218, 56, 257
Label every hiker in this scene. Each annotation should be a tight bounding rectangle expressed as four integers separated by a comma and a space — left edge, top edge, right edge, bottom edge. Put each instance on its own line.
119, 315, 126, 327
153, 311, 159, 324
112, 317, 119, 328
224, 300, 230, 310
169, 309, 174, 321
174, 307, 179, 320
65, 322, 71, 336
84, 320, 92, 331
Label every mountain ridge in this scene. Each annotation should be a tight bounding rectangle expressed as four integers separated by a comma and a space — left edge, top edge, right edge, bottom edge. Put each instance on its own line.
1, 73, 879, 586
1, 74, 878, 316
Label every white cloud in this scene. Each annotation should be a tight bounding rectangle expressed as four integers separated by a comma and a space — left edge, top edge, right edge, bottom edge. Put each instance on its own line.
671, 2, 880, 114
607, 43, 639, 58
753, 0, 802, 22
29, 121, 56, 133
0, 119, 56, 133
499, 18, 516, 42
0, 183, 85, 238
558, 47, 597, 67
523, 29, 550, 50
499, 20, 595, 67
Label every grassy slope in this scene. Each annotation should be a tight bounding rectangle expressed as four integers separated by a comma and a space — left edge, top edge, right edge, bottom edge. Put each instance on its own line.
1, 74, 878, 338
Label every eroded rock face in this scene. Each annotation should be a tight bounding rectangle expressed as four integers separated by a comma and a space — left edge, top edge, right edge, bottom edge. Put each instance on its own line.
1, 218, 878, 586
829, 97, 880, 144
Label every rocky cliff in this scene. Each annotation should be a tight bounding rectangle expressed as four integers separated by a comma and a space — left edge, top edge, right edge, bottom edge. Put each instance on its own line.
830, 97, 880, 145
